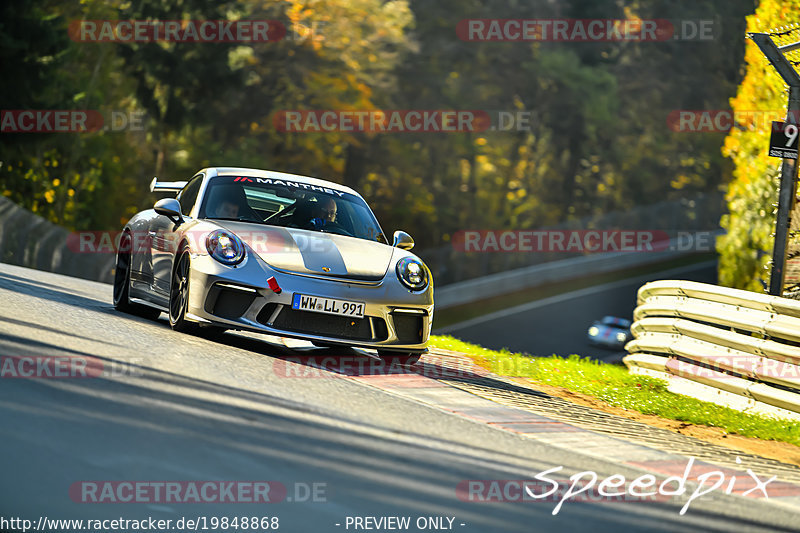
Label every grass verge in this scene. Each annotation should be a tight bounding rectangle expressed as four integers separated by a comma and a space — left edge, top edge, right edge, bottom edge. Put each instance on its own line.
431, 334, 800, 447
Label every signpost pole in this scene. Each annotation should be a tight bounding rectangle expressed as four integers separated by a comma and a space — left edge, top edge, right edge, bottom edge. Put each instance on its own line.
769, 87, 800, 295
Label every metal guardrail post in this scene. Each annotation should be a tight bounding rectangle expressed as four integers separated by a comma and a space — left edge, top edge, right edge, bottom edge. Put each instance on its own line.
750, 32, 800, 295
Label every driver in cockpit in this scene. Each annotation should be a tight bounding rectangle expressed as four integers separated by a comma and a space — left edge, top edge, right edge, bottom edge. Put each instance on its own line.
206, 184, 251, 220
313, 197, 338, 224
211, 199, 240, 219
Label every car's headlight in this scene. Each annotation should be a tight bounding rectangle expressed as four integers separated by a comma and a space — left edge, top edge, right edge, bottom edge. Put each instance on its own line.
588, 326, 599, 337
396, 257, 428, 291
616, 332, 627, 343
206, 229, 245, 265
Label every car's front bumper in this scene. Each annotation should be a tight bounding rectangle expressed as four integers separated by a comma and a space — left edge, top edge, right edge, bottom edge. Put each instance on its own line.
587, 334, 627, 349
185, 252, 434, 351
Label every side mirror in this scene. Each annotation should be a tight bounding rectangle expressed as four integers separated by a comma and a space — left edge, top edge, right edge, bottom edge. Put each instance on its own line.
154, 198, 184, 224
392, 230, 415, 250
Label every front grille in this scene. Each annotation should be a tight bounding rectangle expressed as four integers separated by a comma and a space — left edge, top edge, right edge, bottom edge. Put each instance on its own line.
256, 303, 280, 324
205, 285, 256, 319
258, 305, 388, 342
392, 313, 424, 344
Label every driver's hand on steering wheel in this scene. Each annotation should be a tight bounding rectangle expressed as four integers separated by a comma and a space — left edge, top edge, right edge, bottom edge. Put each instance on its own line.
308, 217, 326, 230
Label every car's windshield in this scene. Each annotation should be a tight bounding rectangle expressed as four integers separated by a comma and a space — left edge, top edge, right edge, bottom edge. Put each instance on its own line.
199, 176, 387, 243
601, 316, 631, 328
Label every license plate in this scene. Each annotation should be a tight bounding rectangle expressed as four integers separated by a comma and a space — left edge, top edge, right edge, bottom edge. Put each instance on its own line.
291, 293, 365, 318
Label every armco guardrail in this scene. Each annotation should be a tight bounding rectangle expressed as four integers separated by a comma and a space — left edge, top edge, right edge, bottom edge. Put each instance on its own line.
0, 196, 114, 283
435, 232, 722, 310
624, 280, 800, 419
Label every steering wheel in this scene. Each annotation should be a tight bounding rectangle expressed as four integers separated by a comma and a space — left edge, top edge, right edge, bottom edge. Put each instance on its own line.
306, 218, 353, 237
322, 223, 354, 237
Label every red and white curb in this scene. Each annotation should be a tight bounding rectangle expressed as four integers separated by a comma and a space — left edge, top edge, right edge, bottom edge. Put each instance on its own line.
347, 349, 800, 510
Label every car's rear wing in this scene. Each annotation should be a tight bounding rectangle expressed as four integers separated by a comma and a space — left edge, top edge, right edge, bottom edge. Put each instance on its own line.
150, 177, 188, 193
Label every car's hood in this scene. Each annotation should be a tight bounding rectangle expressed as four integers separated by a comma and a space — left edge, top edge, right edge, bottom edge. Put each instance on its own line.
213, 221, 393, 281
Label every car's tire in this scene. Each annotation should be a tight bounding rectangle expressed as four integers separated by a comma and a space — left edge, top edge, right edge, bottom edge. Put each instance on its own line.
169, 247, 197, 333
113, 232, 161, 320
377, 350, 422, 366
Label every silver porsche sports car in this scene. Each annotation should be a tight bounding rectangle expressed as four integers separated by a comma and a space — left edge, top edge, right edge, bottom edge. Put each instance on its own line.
113, 167, 434, 364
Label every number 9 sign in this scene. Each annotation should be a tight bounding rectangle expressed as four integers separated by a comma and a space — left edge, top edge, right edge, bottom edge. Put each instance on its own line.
769, 121, 799, 159
785, 124, 799, 148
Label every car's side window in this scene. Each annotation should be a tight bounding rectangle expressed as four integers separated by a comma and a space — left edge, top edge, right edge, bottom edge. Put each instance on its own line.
178, 175, 203, 215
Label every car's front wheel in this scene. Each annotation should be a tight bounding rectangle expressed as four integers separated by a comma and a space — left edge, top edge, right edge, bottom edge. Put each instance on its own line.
113, 232, 161, 320
377, 350, 422, 366
169, 247, 196, 333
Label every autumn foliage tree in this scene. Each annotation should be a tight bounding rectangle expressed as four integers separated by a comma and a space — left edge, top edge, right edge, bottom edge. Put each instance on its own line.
717, 1, 800, 291
0, 0, 758, 259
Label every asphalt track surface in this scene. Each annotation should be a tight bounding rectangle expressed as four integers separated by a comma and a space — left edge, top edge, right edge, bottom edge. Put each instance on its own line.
1, 262, 798, 532
435, 260, 718, 361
